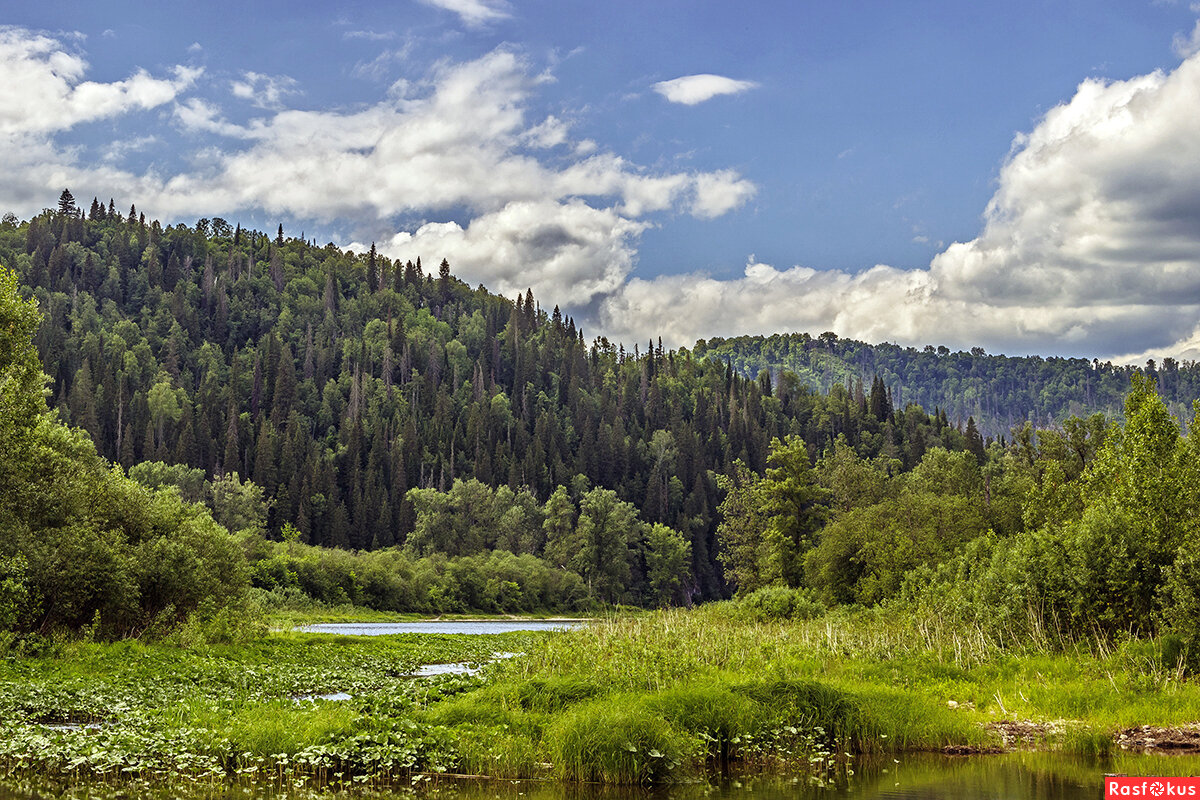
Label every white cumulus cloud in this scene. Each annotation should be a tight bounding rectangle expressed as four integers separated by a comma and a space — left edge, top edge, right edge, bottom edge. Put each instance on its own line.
153, 49, 755, 243
418, 0, 511, 28
691, 170, 758, 218
653, 74, 758, 105
230, 71, 299, 110
0, 26, 198, 136
367, 200, 649, 307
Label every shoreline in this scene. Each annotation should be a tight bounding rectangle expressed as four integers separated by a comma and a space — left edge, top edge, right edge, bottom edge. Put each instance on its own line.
977, 720, 1200, 755
267, 607, 606, 626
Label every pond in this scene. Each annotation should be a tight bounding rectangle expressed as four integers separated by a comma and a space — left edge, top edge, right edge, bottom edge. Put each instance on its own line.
4, 752, 1199, 799
300, 619, 589, 635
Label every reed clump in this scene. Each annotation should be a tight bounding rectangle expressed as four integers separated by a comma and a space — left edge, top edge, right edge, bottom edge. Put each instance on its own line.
546, 698, 696, 783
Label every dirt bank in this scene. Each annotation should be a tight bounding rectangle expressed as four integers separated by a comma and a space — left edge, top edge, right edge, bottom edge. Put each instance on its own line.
968, 720, 1200, 754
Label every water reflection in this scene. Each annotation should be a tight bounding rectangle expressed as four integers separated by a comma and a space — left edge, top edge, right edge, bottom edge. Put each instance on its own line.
410, 662, 478, 676
411, 651, 519, 676
777, 752, 1200, 799
5, 752, 1200, 800
301, 620, 588, 636
291, 691, 353, 702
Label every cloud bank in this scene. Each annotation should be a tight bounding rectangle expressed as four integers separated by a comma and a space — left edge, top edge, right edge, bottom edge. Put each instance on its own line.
5, 24, 1200, 362
603, 54, 1200, 361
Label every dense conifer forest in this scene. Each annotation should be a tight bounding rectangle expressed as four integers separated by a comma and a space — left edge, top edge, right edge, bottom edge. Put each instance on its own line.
1, 197, 990, 605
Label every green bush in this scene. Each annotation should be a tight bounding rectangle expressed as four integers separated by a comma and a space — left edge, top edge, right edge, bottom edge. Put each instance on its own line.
1157, 545, 1200, 673
731, 586, 825, 621
164, 595, 267, 647
241, 537, 593, 616
805, 490, 985, 606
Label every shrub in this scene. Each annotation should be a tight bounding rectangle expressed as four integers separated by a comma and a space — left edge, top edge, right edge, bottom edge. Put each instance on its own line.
731, 586, 825, 621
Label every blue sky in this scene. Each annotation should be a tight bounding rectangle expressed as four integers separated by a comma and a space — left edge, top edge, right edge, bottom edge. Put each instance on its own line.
4, 1, 1200, 361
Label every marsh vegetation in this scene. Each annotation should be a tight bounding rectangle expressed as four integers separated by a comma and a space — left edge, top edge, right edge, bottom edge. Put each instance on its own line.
3, 605, 1200, 792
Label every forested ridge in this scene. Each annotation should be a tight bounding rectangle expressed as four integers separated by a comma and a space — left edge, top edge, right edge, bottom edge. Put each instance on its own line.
5, 192, 1200, 639
1, 195, 988, 607
695, 331, 1196, 437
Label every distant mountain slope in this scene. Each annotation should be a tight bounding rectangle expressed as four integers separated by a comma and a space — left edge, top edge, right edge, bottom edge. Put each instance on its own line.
694, 331, 1199, 437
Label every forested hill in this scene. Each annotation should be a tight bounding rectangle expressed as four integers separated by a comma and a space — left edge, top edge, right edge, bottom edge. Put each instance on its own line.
0, 197, 991, 602
694, 332, 1199, 437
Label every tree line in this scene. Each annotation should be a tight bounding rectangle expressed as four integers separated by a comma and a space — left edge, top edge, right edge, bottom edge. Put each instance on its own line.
0, 265, 246, 637
2, 193, 1197, 646
1, 195, 989, 604
718, 376, 1200, 658
695, 331, 1195, 437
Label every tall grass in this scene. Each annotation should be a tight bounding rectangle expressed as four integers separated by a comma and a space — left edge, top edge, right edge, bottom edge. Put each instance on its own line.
201, 700, 361, 757
406, 605, 1011, 782
473, 601, 1200, 773
547, 698, 697, 783
493, 605, 1008, 695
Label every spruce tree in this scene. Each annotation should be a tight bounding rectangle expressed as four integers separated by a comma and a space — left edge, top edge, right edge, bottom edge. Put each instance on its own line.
57, 189, 76, 216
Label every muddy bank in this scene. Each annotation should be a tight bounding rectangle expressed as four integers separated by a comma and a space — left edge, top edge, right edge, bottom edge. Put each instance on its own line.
967, 720, 1200, 754
1117, 725, 1200, 752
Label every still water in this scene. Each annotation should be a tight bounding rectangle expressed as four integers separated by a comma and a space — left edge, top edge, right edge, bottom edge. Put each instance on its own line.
5, 752, 1199, 799
301, 620, 588, 635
